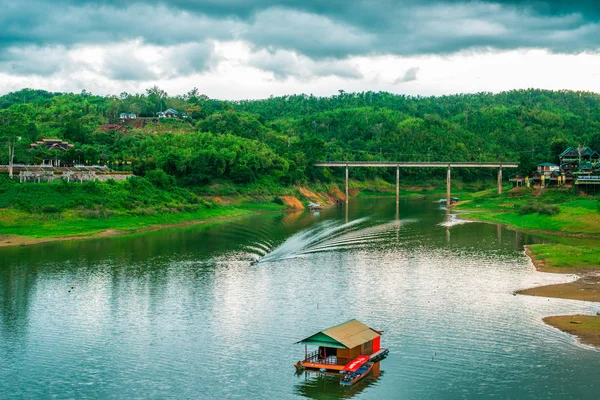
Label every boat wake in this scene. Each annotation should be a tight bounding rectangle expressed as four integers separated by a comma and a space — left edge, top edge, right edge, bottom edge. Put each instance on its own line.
438, 213, 473, 227
257, 217, 416, 263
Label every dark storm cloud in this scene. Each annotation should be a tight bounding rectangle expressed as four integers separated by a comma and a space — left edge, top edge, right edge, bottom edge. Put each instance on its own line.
2, 0, 600, 79
395, 67, 420, 84
249, 49, 363, 80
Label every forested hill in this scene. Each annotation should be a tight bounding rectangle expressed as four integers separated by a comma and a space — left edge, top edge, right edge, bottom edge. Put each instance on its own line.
2, 88, 600, 187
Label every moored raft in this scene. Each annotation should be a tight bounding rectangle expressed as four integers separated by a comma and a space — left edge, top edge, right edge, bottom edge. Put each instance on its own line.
294, 319, 388, 385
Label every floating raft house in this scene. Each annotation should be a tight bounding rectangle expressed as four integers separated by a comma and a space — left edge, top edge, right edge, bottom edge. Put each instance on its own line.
294, 319, 387, 373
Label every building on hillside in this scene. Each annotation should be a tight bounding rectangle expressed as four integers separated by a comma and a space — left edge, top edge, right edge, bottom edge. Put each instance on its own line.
578, 162, 595, 175
510, 173, 525, 187
119, 113, 137, 119
559, 146, 599, 170
576, 175, 600, 192
581, 147, 600, 163
30, 139, 74, 152
157, 108, 179, 118
558, 147, 579, 169
536, 162, 559, 174
564, 170, 575, 185
548, 170, 564, 186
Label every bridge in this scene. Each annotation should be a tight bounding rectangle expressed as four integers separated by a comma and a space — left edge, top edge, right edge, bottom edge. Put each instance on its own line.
314, 162, 519, 205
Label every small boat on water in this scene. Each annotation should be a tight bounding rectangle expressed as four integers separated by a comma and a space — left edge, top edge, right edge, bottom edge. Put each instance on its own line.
439, 197, 460, 205
341, 362, 373, 386
294, 319, 389, 386
307, 202, 323, 211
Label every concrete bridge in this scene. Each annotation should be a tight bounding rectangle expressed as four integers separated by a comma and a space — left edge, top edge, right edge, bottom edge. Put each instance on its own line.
314, 162, 519, 205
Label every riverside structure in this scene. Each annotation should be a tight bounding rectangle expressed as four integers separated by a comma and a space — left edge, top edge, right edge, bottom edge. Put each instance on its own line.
315, 161, 519, 205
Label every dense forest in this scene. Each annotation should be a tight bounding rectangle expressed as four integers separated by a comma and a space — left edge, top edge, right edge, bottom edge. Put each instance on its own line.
2, 87, 600, 191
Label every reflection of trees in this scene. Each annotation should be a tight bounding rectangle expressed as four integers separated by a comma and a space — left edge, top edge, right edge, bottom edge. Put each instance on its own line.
0, 255, 38, 356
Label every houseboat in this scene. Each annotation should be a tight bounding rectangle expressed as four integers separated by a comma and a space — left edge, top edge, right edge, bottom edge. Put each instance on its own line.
294, 319, 389, 385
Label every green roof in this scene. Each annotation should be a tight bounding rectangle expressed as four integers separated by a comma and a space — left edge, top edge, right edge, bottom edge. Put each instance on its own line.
580, 162, 594, 170
559, 147, 576, 157
537, 162, 558, 167
581, 147, 595, 156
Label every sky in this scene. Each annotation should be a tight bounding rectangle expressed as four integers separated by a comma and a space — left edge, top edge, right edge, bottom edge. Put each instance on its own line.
2, 0, 600, 99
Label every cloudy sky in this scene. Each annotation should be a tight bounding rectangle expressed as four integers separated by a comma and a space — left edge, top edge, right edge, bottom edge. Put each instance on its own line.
2, 0, 600, 99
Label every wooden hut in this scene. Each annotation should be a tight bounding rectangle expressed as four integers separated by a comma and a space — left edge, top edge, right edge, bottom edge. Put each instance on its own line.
564, 171, 574, 186
548, 170, 561, 186
531, 171, 542, 188
294, 319, 386, 372
510, 173, 525, 187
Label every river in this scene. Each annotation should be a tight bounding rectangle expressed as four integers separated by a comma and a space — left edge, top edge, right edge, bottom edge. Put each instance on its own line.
1, 198, 598, 399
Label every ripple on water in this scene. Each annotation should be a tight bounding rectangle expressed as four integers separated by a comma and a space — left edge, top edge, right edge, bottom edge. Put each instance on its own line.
1, 199, 599, 399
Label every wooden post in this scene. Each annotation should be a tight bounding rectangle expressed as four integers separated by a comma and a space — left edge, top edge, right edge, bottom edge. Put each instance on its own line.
345, 164, 349, 205
446, 165, 451, 206
498, 167, 503, 194
396, 165, 399, 205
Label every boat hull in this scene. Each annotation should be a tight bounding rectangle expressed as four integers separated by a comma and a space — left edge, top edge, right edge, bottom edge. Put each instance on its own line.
340, 362, 373, 386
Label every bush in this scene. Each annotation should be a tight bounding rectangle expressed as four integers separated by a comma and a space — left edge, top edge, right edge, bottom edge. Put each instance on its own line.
273, 196, 284, 205
146, 169, 175, 189
41, 205, 62, 213
519, 203, 560, 216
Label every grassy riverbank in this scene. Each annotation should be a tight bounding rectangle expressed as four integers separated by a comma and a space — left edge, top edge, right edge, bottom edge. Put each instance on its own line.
0, 176, 291, 246
543, 316, 600, 347
456, 186, 600, 346
0, 175, 371, 246
0, 206, 259, 246
456, 187, 600, 235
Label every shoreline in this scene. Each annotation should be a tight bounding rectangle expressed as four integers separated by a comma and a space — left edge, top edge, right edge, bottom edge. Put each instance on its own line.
0, 210, 272, 248
516, 245, 600, 303
457, 211, 600, 239
542, 315, 600, 347
459, 210, 600, 347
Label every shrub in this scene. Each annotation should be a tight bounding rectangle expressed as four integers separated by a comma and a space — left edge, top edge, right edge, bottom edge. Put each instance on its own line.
273, 196, 284, 205
146, 169, 175, 189
519, 203, 560, 216
41, 205, 62, 213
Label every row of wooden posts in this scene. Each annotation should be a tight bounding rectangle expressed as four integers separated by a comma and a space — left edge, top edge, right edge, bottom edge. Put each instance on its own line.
319, 162, 519, 206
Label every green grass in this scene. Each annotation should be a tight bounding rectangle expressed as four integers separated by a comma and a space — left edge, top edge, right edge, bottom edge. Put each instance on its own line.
0, 176, 290, 240
529, 244, 600, 271
457, 187, 600, 235
456, 186, 600, 275
0, 206, 254, 239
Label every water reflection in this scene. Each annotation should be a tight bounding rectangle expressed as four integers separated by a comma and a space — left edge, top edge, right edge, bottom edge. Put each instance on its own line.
294, 363, 384, 400
0, 198, 598, 399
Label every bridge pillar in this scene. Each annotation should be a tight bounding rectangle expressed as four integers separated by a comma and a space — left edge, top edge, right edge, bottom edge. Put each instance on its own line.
396, 165, 399, 205
345, 165, 349, 205
446, 165, 451, 206
498, 167, 503, 195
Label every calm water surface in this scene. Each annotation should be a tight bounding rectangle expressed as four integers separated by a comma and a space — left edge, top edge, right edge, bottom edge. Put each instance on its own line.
1, 198, 599, 399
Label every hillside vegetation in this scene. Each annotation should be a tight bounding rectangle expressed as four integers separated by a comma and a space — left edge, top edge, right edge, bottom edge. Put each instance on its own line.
2, 88, 600, 190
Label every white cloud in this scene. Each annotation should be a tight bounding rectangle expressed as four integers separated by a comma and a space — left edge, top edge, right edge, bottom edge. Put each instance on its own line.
2, 42, 600, 99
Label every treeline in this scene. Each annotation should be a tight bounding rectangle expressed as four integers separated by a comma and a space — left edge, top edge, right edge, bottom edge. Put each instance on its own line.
2, 87, 600, 190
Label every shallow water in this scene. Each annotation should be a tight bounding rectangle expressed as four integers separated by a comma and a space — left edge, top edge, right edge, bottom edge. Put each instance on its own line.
1, 198, 598, 399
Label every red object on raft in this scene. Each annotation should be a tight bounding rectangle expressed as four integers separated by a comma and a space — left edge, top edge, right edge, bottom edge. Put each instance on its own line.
343, 355, 370, 372
372, 336, 381, 352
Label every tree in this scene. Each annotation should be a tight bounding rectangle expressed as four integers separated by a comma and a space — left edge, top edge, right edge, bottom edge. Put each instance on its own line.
0, 108, 28, 178
577, 143, 586, 163
146, 86, 168, 113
